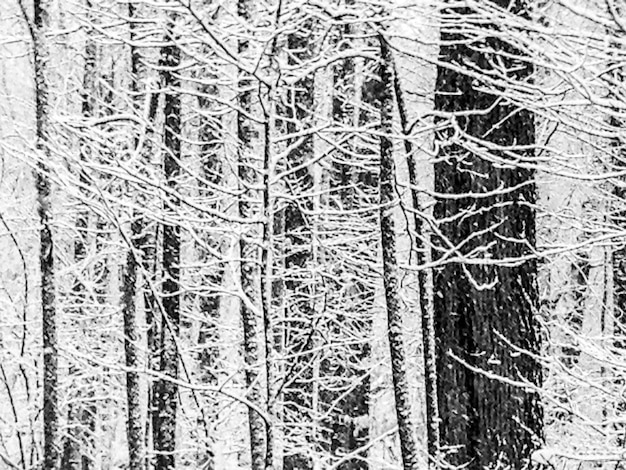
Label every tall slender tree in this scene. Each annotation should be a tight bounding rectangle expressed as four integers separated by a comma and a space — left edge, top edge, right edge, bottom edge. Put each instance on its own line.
377, 35, 420, 470
236, 1, 266, 468
125, 4, 160, 457
32, 0, 58, 468
608, 0, 626, 348
607, 4, 626, 446
194, 68, 224, 470
153, 9, 182, 470
388, 37, 441, 466
432, 2, 543, 469
281, 18, 317, 470
121, 229, 144, 470
120, 3, 147, 469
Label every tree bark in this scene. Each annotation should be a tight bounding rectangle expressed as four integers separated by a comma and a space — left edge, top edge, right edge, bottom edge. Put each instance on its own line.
195, 77, 224, 470
377, 35, 420, 470
386, 37, 441, 465
33, 1, 58, 469
608, 18, 626, 445
120, 4, 151, 469
122, 223, 144, 470
261, 117, 276, 470
281, 23, 316, 470
237, 1, 266, 468
433, 2, 543, 469
153, 11, 181, 470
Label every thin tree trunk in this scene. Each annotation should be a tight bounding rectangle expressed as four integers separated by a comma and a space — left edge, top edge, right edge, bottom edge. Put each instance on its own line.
377, 35, 420, 470
195, 81, 224, 470
121, 5, 148, 468
125, 3, 159, 465
122, 221, 144, 470
239, 230, 265, 470
281, 23, 316, 470
33, 1, 58, 468
153, 11, 181, 470
236, 1, 266, 469
385, 38, 441, 465
142, 105, 159, 470
261, 118, 275, 470
609, 20, 626, 445
433, 2, 543, 469
239, 139, 266, 470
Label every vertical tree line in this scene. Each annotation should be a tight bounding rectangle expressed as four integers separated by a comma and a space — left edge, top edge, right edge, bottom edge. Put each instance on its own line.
153, 7, 182, 470
432, 1, 543, 468
32, 0, 58, 468
378, 34, 421, 470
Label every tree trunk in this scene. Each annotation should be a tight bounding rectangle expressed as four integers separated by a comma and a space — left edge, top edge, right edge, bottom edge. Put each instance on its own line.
125, 2, 159, 463
377, 35, 420, 470
433, 2, 543, 469
281, 23, 316, 470
120, 4, 151, 469
384, 36, 442, 466
386, 36, 441, 466
194, 78, 224, 470
33, 1, 58, 469
609, 22, 626, 445
237, 1, 266, 468
141, 88, 159, 470
153, 11, 181, 470
122, 222, 144, 470
261, 117, 275, 470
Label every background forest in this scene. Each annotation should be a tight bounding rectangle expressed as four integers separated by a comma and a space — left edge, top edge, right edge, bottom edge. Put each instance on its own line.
0, 0, 625, 469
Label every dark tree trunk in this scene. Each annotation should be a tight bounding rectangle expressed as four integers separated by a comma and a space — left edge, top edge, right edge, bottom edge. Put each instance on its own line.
120, 4, 151, 469
433, 2, 543, 470
122, 220, 144, 470
33, 1, 58, 469
281, 23, 316, 470
609, 17, 626, 350
387, 37, 440, 465
124, 2, 160, 464
141, 98, 159, 464
377, 35, 420, 470
153, 13, 181, 470
236, 1, 266, 468
194, 77, 225, 469
608, 21, 626, 445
